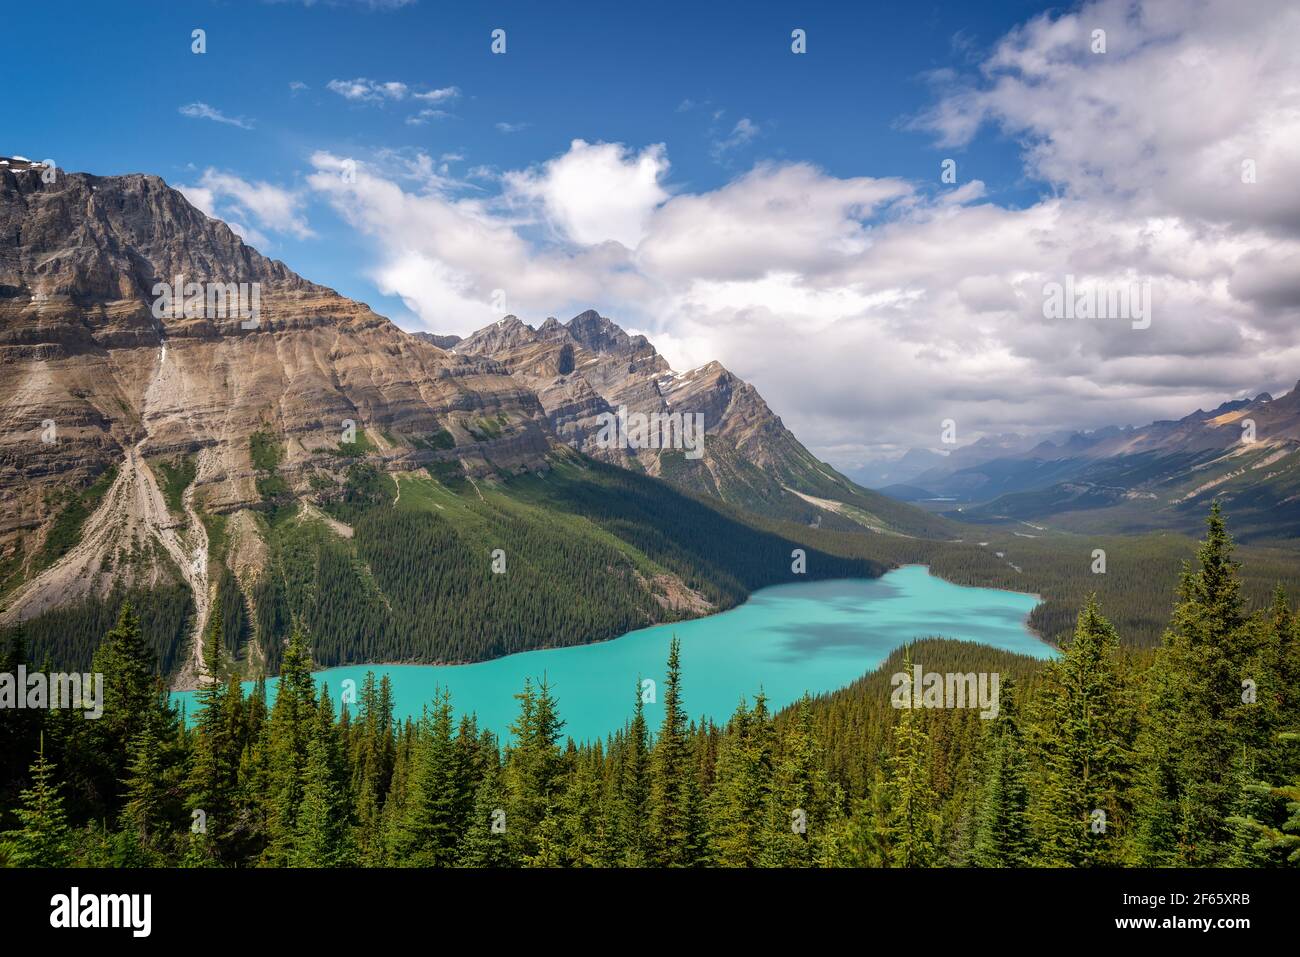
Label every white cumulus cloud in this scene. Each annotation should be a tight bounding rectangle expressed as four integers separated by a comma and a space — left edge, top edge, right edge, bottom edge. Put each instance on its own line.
298, 0, 1300, 466
502, 139, 670, 248
178, 169, 314, 241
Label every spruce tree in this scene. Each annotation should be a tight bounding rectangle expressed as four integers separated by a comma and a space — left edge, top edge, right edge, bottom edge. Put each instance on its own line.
841, 770, 892, 867
885, 651, 940, 867
1135, 504, 1254, 865
262, 627, 317, 865
970, 676, 1031, 866
557, 748, 606, 867
82, 601, 172, 820
706, 695, 774, 866
1225, 733, 1300, 866
459, 762, 512, 868
647, 637, 706, 866
1028, 597, 1127, 866
397, 691, 461, 866
92, 601, 162, 751
2, 736, 73, 867
185, 606, 238, 863
120, 714, 167, 864
618, 679, 651, 866
502, 676, 565, 862
378, 720, 415, 865
292, 685, 353, 866
762, 696, 840, 867
351, 672, 396, 865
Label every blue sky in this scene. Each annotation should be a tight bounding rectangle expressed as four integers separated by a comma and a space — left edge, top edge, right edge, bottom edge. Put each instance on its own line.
4, 0, 1042, 318
4, 0, 1298, 468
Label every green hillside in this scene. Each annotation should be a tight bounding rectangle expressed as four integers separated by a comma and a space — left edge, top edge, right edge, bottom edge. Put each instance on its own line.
4, 453, 881, 675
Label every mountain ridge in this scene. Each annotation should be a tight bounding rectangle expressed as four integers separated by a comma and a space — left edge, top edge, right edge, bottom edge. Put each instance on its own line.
879, 384, 1300, 540
0, 159, 933, 683
441, 309, 952, 537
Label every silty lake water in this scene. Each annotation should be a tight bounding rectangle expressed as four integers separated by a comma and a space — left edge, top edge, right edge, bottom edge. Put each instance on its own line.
173, 565, 1052, 743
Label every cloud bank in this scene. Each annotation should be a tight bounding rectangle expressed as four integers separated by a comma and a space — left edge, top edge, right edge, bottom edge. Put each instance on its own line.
303, 0, 1300, 467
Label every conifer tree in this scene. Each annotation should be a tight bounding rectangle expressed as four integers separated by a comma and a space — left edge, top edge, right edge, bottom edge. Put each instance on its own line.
706, 695, 774, 866
451, 714, 484, 848
762, 696, 839, 867
120, 714, 167, 864
1250, 587, 1300, 785
1224, 751, 1281, 866
262, 627, 317, 865
557, 748, 606, 867
2, 736, 73, 867
233, 677, 270, 859
1135, 504, 1254, 865
647, 638, 706, 866
350, 672, 396, 865
970, 676, 1031, 866
292, 685, 353, 866
378, 720, 414, 865
82, 601, 172, 818
0, 631, 42, 819
885, 651, 941, 867
397, 691, 462, 866
92, 602, 162, 751
826, 767, 891, 867
618, 679, 651, 866
459, 762, 512, 868
185, 606, 239, 863
1029, 598, 1127, 866
503, 676, 565, 861
1224, 733, 1300, 866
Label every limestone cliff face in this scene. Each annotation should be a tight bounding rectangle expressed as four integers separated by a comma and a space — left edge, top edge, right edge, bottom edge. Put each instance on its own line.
451, 310, 860, 511
0, 161, 551, 634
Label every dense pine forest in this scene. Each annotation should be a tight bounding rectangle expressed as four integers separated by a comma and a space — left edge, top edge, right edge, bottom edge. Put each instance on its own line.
3, 459, 880, 676
1, 504, 1297, 868
12, 450, 1300, 684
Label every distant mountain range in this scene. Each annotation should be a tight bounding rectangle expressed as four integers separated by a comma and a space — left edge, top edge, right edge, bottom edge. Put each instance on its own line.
874, 389, 1300, 541
849, 433, 1052, 489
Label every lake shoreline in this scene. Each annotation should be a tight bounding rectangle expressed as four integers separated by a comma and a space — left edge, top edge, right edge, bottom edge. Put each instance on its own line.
175, 566, 1051, 743
294, 564, 1051, 676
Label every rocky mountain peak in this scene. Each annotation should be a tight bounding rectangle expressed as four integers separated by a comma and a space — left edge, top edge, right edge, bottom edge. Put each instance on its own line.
0, 157, 49, 172
0, 163, 555, 647
564, 309, 655, 358
536, 316, 568, 341
410, 331, 462, 351
456, 314, 541, 354
1, 165, 315, 310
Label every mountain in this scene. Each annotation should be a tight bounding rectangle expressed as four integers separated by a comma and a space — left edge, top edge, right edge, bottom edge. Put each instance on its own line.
0, 159, 927, 683
849, 433, 1047, 489
0, 159, 565, 682
448, 311, 952, 537
848, 447, 949, 489
412, 332, 462, 350
884, 389, 1300, 540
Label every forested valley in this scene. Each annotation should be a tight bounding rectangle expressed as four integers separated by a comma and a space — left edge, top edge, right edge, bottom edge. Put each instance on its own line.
3, 459, 879, 676
2, 505, 1297, 868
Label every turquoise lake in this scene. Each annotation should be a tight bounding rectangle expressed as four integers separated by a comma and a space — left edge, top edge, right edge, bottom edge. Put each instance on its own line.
173, 565, 1052, 743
